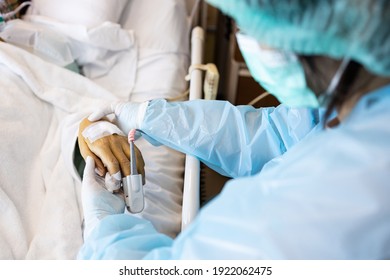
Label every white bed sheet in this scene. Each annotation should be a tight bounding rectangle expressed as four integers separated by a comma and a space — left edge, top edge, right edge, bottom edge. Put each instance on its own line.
0, 42, 113, 259
0, 0, 191, 259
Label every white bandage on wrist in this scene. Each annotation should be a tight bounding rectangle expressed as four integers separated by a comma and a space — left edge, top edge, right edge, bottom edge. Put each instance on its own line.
82, 120, 125, 143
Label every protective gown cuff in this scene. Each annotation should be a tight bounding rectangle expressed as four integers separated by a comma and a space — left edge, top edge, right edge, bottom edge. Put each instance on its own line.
136, 101, 149, 129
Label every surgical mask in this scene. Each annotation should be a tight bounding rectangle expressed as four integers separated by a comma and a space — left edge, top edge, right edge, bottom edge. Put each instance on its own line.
236, 32, 350, 108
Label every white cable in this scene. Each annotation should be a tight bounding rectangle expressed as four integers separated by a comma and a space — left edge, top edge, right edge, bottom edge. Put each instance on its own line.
247, 91, 270, 106
166, 89, 189, 102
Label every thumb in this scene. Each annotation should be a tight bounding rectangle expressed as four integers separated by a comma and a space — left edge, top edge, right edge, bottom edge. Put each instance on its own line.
83, 156, 96, 182
88, 102, 122, 122
88, 106, 114, 122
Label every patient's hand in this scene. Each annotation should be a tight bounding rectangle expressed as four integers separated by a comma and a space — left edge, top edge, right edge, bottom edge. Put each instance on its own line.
78, 118, 145, 185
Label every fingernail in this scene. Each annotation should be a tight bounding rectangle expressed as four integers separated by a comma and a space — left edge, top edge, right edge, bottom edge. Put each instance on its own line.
112, 171, 121, 180
105, 172, 121, 192
95, 168, 104, 176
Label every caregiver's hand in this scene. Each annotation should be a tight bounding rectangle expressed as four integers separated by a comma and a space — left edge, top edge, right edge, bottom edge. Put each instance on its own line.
88, 101, 149, 135
81, 157, 126, 239
78, 117, 145, 191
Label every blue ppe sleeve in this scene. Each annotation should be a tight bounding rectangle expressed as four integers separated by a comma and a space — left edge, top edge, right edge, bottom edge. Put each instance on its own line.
139, 99, 322, 178
77, 215, 173, 260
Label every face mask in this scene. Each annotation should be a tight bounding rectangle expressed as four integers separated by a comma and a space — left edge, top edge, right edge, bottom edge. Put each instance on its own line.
236, 32, 320, 107
236, 32, 354, 109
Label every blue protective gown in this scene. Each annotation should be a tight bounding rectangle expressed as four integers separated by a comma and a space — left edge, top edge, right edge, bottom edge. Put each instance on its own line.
78, 84, 390, 259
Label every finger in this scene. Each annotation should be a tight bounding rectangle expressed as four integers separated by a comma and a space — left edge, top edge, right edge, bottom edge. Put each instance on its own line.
97, 145, 121, 177
105, 172, 122, 192
111, 136, 131, 177
82, 157, 100, 198
83, 157, 96, 182
121, 137, 132, 177
78, 136, 106, 176
88, 102, 122, 122
134, 144, 146, 179
88, 107, 112, 122
121, 138, 130, 159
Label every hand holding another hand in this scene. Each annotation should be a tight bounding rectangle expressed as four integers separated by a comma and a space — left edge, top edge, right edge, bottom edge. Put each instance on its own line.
78, 117, 145, 191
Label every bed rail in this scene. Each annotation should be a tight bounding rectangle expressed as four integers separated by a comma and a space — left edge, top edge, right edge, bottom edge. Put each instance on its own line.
181, 26, 205, 230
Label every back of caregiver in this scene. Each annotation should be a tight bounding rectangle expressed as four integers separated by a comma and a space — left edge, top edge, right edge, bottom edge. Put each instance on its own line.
78, 0, 390, 259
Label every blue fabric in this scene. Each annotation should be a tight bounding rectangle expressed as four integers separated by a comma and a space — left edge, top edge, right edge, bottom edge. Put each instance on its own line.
78, 85, 390, 259
206, 0, 390, 76
236, 32, 320, 108
141, 99, 321, 178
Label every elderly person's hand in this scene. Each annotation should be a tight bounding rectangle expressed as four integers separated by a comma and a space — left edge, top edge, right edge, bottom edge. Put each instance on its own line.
78, 117, 145, 191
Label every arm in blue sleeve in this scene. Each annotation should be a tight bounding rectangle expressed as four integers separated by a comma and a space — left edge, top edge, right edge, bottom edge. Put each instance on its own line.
139, 99, 322, 178
77, 215, 174, 260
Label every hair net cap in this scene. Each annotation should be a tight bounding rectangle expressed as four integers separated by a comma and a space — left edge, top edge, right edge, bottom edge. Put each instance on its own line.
207, 0, 390, 76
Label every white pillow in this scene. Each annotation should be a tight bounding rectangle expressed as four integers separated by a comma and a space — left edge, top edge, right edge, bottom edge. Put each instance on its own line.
29, 0, 129, 28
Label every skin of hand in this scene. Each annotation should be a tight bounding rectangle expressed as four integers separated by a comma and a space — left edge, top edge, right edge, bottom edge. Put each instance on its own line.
78, 117, 145, 182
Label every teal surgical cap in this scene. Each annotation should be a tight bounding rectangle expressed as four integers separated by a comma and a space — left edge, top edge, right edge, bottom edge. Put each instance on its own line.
207, 0, 390, 76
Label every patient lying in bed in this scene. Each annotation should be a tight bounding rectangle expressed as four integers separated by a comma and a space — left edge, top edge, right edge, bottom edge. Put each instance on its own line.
0, 0, 190, 259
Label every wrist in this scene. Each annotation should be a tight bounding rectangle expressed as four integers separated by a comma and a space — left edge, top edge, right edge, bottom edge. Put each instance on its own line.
116, 101, 149, 133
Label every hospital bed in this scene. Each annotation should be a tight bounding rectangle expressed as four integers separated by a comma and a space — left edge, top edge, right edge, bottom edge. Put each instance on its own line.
0, 0, 209, 259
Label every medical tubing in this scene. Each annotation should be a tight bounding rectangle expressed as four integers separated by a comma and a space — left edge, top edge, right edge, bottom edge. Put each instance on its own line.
1, 1, 32, 20
319, 57, 351, 106
128, 129, 138, 175
247, 91, 270, 106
